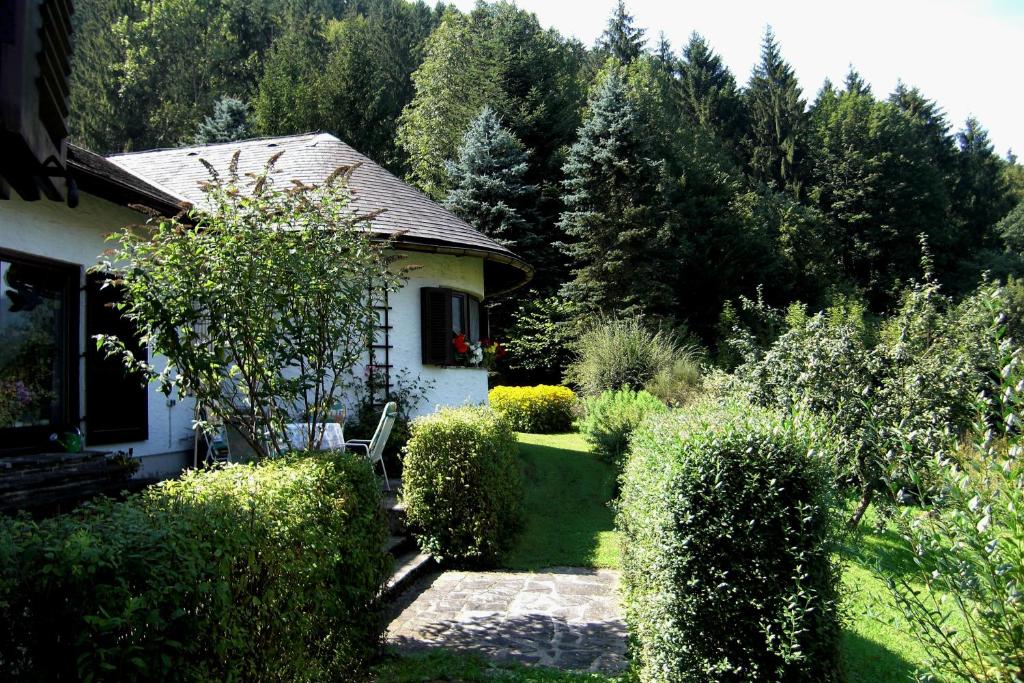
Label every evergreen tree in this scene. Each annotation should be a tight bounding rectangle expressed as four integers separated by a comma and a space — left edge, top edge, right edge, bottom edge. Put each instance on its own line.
397, 2, 586, 199
807, 78, 950, 307
744, 27, 807, 194
195, 96, 252, 144
678, 33, 745, 157
558, 67, 675, 321
953, 117, 1014, 247
597, 1, 646, 65
252, 14, 330, 136
444, 107, 540, 259
315, 1, 439, 170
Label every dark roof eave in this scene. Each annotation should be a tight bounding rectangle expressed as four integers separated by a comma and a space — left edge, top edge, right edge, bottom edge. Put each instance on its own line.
380, 236, 534, 296
67, 145, 182, 217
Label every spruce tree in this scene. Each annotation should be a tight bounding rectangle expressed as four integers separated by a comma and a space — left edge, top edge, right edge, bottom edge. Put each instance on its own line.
679, 33, 745, 155
744, 27, 807, 194
195, 96, 252, 144
558, 67, 675, 321
954, 117, 1014, 247
444, 107, 541, 261
598, 1, 646, 65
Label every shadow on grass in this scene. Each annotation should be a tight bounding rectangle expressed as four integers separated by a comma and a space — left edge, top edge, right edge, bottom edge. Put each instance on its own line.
505, 435, 619, 571
841, 509, 922, 582
842, 629, 918, 683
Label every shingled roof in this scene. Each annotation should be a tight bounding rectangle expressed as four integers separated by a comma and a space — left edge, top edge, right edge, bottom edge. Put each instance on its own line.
68, 144, 183, 216
108, 133, 533, 294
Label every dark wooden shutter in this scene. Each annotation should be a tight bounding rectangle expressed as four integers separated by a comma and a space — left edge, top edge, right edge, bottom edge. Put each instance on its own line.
480, 302, 490, 340
85, 273, 148, 445
421, 287, 452, 365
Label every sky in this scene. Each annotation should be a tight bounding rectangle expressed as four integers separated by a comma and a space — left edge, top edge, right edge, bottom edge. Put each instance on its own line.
451, 0, 1024, 158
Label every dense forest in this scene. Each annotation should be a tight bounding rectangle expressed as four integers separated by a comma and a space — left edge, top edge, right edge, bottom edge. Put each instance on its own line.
70, 0, 1024, 382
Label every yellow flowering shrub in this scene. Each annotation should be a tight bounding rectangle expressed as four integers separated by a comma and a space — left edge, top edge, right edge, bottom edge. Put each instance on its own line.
488, 385, 577, 433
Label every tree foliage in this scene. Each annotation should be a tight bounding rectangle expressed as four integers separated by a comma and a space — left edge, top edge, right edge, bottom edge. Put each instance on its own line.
744, 27, 807, 194
195, 95, 252, 144
444, 107, 539, 256
558, 65, 676, 320
97, 155, 405, 458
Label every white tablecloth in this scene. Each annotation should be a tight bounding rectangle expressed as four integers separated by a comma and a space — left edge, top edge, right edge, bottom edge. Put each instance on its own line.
281, 422, 345, 451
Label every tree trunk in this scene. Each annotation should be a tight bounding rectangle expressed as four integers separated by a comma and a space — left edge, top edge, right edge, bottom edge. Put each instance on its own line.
847, 486, 874, 530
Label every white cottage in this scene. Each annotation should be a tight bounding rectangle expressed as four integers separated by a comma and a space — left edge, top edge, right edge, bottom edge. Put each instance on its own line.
0, 133, 532, 479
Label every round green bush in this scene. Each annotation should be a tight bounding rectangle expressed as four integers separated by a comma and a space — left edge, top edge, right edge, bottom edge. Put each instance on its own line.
577, 388, 667, 469
402, 406, 523, 565
488, 385, 577, 432
0, 452, 389, 681
618, 399, 843, 682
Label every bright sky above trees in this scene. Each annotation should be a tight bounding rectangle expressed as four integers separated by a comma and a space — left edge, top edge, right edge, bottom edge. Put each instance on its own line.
451, 0, 1024, 157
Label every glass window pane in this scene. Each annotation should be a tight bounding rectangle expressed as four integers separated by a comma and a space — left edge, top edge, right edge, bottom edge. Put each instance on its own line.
451, 294, 464, 335
469, 298, 480, 342
0, 259, 63, 429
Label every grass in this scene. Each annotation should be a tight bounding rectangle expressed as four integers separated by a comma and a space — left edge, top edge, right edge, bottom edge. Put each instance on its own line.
377, 432, 934, 681
502, 432, 620, 570
371, 650, 621, 682
840, 507, 931, 683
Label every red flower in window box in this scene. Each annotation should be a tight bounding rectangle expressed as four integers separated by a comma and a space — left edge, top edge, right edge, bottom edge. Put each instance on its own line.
453, 333, 470, 354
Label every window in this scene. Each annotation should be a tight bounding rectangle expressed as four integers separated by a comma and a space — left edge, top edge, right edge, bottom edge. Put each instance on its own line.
421, 287, 488, 365
85, 273, 148, 445
0, 250, 79, 451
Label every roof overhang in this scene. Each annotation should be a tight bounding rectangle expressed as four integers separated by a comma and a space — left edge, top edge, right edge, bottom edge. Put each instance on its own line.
0, 0, 74, 203
385, 236, 534, 297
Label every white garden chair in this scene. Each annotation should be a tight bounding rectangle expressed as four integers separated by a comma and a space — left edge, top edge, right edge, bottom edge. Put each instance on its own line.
345, 401, 397, 491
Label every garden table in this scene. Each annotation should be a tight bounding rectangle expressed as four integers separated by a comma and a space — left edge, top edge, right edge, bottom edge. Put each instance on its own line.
280, 422, 345, 452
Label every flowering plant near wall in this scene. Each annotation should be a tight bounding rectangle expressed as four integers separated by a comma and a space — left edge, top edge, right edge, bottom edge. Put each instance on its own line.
453, 334, 507, 369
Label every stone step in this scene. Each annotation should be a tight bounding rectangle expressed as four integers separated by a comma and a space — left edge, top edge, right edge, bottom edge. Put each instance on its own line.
383, 550, 435, 601
383, 534, 415, 557
380, 488, 407, 536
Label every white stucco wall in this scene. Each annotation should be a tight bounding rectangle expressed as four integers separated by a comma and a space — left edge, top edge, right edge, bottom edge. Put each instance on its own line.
380, 250, 490, 417
1, 196, 490, 474
0, 194, 195, 476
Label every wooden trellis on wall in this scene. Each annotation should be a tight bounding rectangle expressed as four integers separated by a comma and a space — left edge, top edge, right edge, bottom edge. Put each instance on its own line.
366, 285, 393, 409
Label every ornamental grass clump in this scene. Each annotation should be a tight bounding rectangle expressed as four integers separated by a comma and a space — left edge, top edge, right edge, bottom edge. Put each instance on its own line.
402, 406, 523, 565
618, 399, 844, 683
0, 453, 389, 681
488, 384, 577, 432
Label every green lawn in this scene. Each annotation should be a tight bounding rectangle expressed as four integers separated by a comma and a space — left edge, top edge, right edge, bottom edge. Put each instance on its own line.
502, 432, 620, 570
840, 507, 931, 683
376, 432, 932, 682
372, 650, 619, 682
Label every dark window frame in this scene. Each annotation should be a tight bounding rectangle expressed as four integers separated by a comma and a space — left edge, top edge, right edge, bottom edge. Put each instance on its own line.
421, 287, 487, 366
85, 272, 149, 446
0, 248, 80, 454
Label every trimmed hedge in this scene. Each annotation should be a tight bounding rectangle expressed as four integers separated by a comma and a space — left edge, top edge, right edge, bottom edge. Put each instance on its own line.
488, 385, 577, 433
618, 400, 843, 682
0, 452, 389, 682
402, 407, 523, 565
577, 388, 668, 469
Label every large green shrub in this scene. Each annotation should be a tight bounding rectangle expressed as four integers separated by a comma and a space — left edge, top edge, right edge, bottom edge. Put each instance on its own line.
488, 384, 577, 433
618, 400, 844, 682
577, 388, 667, 468
736, 280, 1005, 527
402, 407, 523, 565
0, 453, 389, 681
886, 309, 1024, 683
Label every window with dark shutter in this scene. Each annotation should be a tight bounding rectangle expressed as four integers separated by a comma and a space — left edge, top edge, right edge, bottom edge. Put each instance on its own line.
421, 287, 452, 365
421, 287, 487, 366
85, 273, 148, 445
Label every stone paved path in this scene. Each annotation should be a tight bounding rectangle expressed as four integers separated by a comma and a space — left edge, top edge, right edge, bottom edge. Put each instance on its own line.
386, 567, 627, 673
